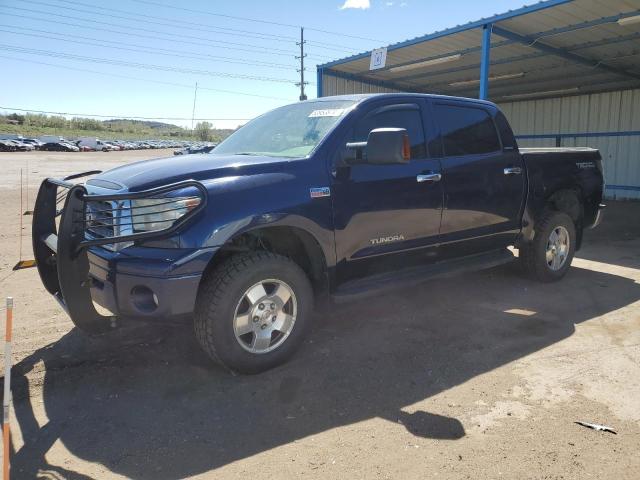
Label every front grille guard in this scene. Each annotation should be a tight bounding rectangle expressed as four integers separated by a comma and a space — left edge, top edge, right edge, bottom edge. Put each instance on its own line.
32, 172, 207, 333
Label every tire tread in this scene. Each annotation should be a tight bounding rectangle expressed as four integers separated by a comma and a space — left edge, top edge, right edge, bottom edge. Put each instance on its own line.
194, 251, 306, 371
520, 210, 575, 282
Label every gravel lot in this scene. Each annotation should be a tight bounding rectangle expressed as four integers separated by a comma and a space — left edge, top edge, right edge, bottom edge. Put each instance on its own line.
0, 150, 639, 480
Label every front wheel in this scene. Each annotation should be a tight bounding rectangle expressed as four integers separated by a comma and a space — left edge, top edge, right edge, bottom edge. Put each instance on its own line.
520, 211, 576, 282
194, 252, 314, 374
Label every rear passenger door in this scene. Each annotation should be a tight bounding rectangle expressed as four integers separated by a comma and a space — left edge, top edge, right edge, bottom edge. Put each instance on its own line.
434, 101, 525, 252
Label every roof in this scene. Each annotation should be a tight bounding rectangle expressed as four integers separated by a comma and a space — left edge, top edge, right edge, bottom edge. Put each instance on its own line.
316, 92, 497, 107
318, 0, 640, 102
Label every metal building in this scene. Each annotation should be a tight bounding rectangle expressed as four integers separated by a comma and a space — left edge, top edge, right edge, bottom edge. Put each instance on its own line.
316, 0, 640, 199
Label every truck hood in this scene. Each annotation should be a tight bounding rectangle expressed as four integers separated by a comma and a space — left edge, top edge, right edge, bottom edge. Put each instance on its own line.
90, 153, 298, 191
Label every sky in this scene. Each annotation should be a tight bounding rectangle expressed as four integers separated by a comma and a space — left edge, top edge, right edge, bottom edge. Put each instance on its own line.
0, 0, 531, 129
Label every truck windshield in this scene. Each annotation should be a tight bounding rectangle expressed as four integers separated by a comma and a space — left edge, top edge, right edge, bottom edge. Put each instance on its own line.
212, 100, 356, 158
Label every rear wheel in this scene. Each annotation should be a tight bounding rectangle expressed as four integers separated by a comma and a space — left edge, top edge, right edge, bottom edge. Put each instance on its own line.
194, 252, 314, 374
520, 211, 576, 282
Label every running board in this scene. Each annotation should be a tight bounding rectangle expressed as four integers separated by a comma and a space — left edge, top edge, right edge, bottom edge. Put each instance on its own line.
332, 249, 515, 303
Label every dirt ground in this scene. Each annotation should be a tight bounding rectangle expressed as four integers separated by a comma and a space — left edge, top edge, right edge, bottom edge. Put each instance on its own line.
0, 149, 639, 480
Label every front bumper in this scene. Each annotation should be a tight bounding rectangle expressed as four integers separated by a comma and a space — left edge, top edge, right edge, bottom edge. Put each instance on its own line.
86, 246, 216, 318
32, 173, 209, 333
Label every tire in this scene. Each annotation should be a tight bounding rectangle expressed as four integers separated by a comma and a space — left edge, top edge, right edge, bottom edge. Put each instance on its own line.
194, 252, 314, 374
520, 210, 576, 282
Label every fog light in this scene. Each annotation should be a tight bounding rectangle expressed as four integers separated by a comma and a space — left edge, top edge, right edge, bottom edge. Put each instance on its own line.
131, 285, 159, 313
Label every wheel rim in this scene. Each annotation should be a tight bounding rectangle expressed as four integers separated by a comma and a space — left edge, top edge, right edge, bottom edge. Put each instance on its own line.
233, 279, 297, 354
545, 225, 570, 271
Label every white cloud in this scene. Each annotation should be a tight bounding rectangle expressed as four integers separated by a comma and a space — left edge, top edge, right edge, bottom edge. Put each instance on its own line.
339, 0, 370, 10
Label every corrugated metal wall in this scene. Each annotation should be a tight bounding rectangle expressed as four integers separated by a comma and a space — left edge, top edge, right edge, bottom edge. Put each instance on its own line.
499, 88, 640, 200
320, 72, 403, 96
320, 72, 639, 199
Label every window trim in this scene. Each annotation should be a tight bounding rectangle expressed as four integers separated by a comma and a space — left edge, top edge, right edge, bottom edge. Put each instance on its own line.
493, 110, 518, 152
433, 101, 502, 158
366, 103, 421, 117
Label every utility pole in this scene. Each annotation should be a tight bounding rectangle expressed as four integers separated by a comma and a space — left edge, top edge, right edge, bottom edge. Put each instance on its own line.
296, 27, 308, 101
191, 81, 198, 135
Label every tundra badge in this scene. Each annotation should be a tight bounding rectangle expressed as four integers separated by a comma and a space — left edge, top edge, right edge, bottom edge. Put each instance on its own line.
370, 234, 405, 245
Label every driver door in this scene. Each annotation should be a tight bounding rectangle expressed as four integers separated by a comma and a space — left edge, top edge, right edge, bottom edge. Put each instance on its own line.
331, 100, 444, 283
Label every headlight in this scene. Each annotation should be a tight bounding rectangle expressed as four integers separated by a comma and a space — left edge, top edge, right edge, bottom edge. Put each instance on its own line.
130, 195, 201, 232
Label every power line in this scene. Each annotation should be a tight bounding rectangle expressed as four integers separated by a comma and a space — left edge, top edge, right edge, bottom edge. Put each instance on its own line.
47, 0, 298, 41
0, 6, 302, 57
41, 0, 367, 53
28, 0, 300, 45
0, 44, 306, 84
18, 2, 363, 57
0, 106, 251, 122
0, 27, 297, 70
0, 55, 293, 101
0, 11, 336, 62
128, 0, 388, 43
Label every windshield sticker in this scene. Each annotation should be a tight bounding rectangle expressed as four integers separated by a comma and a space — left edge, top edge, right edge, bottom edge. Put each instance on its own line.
308, 109, 345, 118
310, 187, 331, 198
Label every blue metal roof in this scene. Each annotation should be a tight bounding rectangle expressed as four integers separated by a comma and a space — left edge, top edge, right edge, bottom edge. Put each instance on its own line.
318, 0, 573, 69
317, 0, 640, 102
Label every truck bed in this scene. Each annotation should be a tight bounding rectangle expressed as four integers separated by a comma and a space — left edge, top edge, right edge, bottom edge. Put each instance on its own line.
519, 147, 600, 157
519, 146, 604, 231
519, 146, 602, 168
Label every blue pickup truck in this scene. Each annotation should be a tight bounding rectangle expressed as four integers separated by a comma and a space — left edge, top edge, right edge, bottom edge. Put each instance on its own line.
33, 93, 604, 373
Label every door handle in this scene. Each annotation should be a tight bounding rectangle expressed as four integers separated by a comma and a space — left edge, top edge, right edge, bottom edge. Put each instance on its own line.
503, 167, 522, 176
416, 173, 442, 183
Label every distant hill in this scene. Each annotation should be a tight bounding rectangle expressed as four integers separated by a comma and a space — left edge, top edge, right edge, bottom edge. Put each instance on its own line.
102, 119, 181, 130
0, 112, 236, 141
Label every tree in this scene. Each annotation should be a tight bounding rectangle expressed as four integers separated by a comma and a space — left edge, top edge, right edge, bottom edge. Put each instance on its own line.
194, 121, 212, 141
7, 113, 25, 125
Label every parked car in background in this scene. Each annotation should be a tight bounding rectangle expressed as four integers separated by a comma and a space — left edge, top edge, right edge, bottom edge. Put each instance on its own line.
40, 142, 79, 152
0, 140, 16, 152
0, 134, 25, 141
104, 141, 124, 151
174, 144, 217, 155
61, 141, 80, 152
38, 135, 66, 144
7, 140, 34, 151
0, 136, 212, 153
21, 138, 43, 149
77, 137, 110, 152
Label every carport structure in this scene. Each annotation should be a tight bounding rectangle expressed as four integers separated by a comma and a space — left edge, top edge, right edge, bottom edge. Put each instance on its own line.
317, 0, 640, 198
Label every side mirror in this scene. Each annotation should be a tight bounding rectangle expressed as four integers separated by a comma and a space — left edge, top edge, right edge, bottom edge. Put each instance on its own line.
345, 128, 410, 165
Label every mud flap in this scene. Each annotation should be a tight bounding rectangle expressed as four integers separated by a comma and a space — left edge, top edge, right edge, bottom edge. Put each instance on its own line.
33, 180, 115, 334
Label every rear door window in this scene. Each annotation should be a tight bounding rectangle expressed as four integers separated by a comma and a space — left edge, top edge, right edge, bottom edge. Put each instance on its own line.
435, 104, 500, 156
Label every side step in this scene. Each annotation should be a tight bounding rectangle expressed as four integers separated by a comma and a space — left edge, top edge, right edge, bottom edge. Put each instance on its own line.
332, 249, 515, 303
